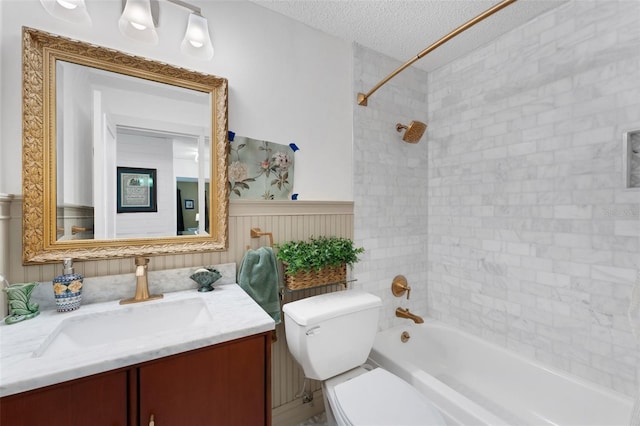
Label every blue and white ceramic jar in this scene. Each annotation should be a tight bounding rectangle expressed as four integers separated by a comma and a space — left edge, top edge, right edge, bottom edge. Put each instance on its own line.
52, 258, 83, 312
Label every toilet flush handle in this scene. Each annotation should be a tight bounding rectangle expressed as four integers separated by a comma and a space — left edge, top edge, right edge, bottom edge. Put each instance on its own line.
306, 326, 321, 336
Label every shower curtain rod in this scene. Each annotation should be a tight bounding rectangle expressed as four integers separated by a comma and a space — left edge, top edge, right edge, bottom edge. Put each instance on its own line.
357, 0, 518, 106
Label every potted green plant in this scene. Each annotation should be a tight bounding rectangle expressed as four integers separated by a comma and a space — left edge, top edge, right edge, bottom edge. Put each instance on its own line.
275, 236, 364, 290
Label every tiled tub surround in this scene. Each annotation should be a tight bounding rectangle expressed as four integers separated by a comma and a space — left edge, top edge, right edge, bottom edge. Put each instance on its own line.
427, 0, 640, 396
0, 263, 275, 397
352, 43, 430, 330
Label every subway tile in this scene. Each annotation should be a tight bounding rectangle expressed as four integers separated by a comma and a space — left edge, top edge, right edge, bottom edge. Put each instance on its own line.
614, 219, 640, 237
357, 0, 640, 397
536, 271, 571, 288
591, 264, 637, 285
553, 205, 593, 219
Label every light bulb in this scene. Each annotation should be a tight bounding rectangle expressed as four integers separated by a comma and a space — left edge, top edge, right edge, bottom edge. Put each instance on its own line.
56, 0, 77, 10
130, 22, 147, 31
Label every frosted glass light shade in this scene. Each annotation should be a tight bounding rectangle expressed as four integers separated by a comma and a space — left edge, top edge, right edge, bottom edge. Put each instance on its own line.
40, 0, 92, 25
119, 0, 158, 44
181, 13, 214, 60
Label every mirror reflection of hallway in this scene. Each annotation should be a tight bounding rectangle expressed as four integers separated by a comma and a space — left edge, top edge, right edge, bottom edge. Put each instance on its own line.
57, 60, 212, 241
176, 180, 210, 235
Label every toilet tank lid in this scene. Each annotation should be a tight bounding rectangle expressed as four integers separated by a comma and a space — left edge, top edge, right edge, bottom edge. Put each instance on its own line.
283, 290, 381, 326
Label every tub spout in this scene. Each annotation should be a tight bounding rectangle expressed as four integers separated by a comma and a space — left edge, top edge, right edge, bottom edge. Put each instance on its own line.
396, 307, 424, 324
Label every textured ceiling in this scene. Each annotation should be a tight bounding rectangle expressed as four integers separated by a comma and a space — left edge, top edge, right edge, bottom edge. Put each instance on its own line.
250, 0, 568, 72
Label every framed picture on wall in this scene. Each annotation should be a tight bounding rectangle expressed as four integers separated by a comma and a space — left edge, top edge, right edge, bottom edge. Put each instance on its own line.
184, 199, 194, 209
117, 167, 157, 213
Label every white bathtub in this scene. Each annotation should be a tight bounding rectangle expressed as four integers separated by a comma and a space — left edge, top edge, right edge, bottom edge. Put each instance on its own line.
368, 321, 634, 426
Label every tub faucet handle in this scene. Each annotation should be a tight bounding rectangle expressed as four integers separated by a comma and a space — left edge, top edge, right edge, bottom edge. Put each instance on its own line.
392, 275, 411, 300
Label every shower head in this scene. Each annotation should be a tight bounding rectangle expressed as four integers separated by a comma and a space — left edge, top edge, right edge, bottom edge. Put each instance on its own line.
396, 121, 427, 143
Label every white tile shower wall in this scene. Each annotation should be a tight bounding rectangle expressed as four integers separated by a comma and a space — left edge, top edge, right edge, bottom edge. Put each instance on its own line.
353, 43, 430, 330
427, 0, 640, 395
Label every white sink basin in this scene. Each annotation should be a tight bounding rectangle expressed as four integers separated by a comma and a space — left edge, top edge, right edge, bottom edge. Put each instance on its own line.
34, 297, 213, 358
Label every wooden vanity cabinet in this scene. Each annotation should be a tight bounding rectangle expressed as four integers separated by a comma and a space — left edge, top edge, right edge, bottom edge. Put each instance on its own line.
0, 332, 272, 426
0, 369, 129, 426
138, 333, 272, 426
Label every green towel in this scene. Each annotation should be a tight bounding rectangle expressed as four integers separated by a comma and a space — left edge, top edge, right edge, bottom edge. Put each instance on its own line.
238, 246, 281, 324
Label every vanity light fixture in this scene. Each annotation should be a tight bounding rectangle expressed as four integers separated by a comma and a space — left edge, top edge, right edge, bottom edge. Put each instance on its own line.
119, 0, 159, 44
41, 0, 214, 59
181, 12, 215, 60
39, 0, 92, 25
119, 0, 215, 59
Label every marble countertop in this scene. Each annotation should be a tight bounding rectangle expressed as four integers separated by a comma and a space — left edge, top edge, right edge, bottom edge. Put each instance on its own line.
0, 284, 275, 397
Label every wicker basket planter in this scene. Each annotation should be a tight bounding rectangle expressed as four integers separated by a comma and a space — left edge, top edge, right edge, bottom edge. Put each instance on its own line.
283, 263, 347, 291
276, 236, 363, 291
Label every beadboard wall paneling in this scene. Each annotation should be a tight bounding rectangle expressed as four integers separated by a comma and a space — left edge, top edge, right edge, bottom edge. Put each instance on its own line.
7, 199, 353, 280
5, 198, 353, 421
0, 195, 13, 284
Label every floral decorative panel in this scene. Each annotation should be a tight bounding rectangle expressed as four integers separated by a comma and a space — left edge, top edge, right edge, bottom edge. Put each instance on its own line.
229, 135, 295, 200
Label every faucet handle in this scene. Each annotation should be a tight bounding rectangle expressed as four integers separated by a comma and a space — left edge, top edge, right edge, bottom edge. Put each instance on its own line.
135, 256, 149, 266
391, 275, 411, 300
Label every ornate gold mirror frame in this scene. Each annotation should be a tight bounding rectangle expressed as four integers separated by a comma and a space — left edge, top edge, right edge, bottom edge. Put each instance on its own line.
22, 27, 229, 264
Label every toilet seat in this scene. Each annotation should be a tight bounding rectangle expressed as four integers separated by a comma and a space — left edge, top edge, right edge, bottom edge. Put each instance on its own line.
328, 368, 446, 426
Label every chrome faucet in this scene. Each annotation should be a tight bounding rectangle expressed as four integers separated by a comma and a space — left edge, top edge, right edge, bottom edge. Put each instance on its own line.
120, 257, 163, 305
395, 307, 424, 324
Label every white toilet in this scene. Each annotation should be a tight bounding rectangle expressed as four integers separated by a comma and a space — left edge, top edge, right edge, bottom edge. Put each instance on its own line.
283, 290, 446, 426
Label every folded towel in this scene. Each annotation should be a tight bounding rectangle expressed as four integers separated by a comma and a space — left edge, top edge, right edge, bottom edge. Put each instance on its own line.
238, 246, 281, 324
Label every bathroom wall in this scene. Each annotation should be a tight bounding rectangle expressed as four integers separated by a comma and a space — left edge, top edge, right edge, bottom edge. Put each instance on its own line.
0, 3, 4, 194
4, 0, 638, 418
352, 44, 430, 330
0, 0, 353, 200
0, 2, 355, 423
427, 0, 640, 396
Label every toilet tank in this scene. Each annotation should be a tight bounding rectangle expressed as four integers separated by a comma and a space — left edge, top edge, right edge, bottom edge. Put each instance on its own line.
283, 290, 381, 381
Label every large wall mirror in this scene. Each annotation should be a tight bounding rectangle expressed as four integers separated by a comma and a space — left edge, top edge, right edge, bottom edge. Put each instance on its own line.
22, 27, 229, 264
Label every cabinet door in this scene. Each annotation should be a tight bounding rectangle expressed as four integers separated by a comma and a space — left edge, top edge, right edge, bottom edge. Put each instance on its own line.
139, 334, 269, 426
0, 369, 129, 426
